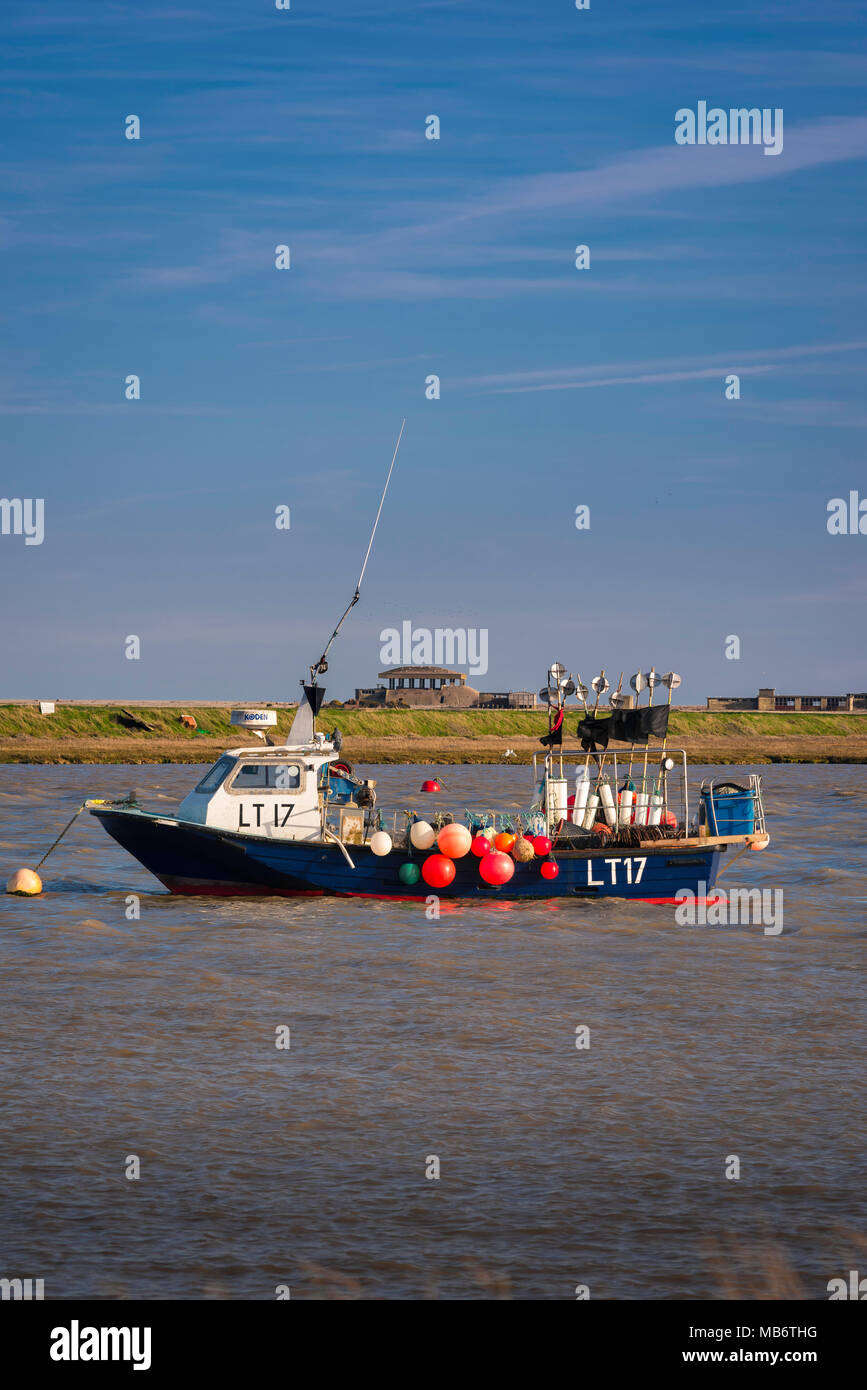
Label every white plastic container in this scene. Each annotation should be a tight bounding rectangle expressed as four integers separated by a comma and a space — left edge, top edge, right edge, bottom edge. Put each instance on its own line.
648, 794, 663, 827
618, 788, 634, 828
634, 791, 649, 826
582, 793, 600, 830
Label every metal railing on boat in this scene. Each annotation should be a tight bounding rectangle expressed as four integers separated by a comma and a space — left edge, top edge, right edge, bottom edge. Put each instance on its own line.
533, 746, 690, 833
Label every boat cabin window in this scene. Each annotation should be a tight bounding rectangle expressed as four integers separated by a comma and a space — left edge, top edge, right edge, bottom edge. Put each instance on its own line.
194, 755, 236, 794
229, 762, 303, 791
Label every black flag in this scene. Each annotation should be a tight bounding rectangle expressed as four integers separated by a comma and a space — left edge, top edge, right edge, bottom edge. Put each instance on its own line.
577, 715, 610, 752
539, 707, 565, 747
609, 706, 669, 743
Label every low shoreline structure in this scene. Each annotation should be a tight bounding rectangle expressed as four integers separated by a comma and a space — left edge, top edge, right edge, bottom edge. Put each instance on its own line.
2, 705, 867, 765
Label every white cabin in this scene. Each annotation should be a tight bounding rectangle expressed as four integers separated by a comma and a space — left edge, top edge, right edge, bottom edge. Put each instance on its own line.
176, 739, 340, 841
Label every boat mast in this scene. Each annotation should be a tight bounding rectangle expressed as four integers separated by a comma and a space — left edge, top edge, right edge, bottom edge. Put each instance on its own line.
305, 417, 406, 706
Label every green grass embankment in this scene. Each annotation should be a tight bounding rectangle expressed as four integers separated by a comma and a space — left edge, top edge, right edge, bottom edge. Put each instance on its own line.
2, 704, 867, 764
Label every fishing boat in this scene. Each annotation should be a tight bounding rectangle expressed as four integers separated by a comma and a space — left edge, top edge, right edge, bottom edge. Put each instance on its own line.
86, 721, 768, 902
86, 423, 770, 903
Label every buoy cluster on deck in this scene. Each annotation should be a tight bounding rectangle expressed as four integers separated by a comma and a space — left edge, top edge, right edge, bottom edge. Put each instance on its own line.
370, 819, 559, 888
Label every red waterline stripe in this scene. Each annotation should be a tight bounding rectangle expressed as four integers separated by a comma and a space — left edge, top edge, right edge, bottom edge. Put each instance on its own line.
164, 883, 326, 897
163, 884, 705, 906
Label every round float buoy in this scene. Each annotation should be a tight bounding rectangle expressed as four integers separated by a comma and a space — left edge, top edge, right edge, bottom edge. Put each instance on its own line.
437, 823, 472, 859
532, 835, 552, 856
479, 851, 515, 885
369, 831, 392, 857
410, 820, 436, 850
421, 779, 441, 793
540, 860, 559, 880
399, 861, 421, 885
494, 832, 516, 854
511, 836, 535, 862
6, 868, 42, 896
422, 854, 456, 888
471, 835, 492, 857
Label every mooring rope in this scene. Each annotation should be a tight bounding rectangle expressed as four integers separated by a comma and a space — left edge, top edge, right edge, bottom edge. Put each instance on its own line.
34, 803, 88, 869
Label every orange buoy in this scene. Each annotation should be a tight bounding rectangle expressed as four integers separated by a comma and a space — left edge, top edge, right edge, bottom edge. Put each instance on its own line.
436, 823, 472, 859
6, 868, 43, 896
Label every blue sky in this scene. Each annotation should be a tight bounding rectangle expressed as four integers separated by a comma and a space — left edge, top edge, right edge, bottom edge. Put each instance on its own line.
1, 0, 866, 703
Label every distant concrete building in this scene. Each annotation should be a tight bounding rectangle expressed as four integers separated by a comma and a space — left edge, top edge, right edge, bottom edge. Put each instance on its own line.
356, 666, 479, 708
708, 687, 867, 712
478, 690, 537, 709
353, 669, 542, 709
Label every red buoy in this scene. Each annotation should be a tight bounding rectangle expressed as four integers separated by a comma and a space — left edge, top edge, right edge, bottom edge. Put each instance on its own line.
479, 851, 515, 885
421, 779, 441, 793
540, 861, 559, 880
532, 835, 552, 856
421, 854, 456, 888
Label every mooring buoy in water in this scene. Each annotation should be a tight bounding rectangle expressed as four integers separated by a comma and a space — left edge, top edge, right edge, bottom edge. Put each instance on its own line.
6, 868, 43, 896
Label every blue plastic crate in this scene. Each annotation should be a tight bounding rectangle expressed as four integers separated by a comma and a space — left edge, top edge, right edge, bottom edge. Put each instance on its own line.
701, 784, 756, 836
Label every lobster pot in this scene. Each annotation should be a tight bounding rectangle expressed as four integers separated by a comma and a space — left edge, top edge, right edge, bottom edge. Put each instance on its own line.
572, 771, 590, 825
599, 781, 617, 828
618, 789, 634, 828
547, 777, 569, 826
634, 792, 649, 826
582, 793, 600, 830
648, 794, 663, 827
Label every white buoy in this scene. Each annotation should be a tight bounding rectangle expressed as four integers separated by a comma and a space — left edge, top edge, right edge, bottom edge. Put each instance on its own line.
410, 820, 435, 850
634, 792, 649, 826
618, 789, 634, 827
369, 831, 392, 856
6, 868, 43, 896
582, 793, 600, 830
599, 781, 617, 828
572, 770, 590, 825
648, 794, 663, 827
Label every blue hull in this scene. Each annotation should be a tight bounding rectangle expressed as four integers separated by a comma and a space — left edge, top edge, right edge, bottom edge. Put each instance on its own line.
91, 809, 722, 902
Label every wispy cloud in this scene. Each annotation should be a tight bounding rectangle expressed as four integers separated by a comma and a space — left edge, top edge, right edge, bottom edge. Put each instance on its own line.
457, 340, 867, 395
112, 116, 867, 304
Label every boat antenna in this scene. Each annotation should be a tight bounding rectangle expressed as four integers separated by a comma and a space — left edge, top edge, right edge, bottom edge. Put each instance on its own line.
307, 418, 406, 686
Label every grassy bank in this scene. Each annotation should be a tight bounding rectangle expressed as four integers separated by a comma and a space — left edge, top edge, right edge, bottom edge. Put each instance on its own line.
2, 705, 867, 764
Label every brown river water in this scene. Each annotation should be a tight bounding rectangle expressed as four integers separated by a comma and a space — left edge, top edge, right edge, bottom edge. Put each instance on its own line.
0, 762, 865, 1300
